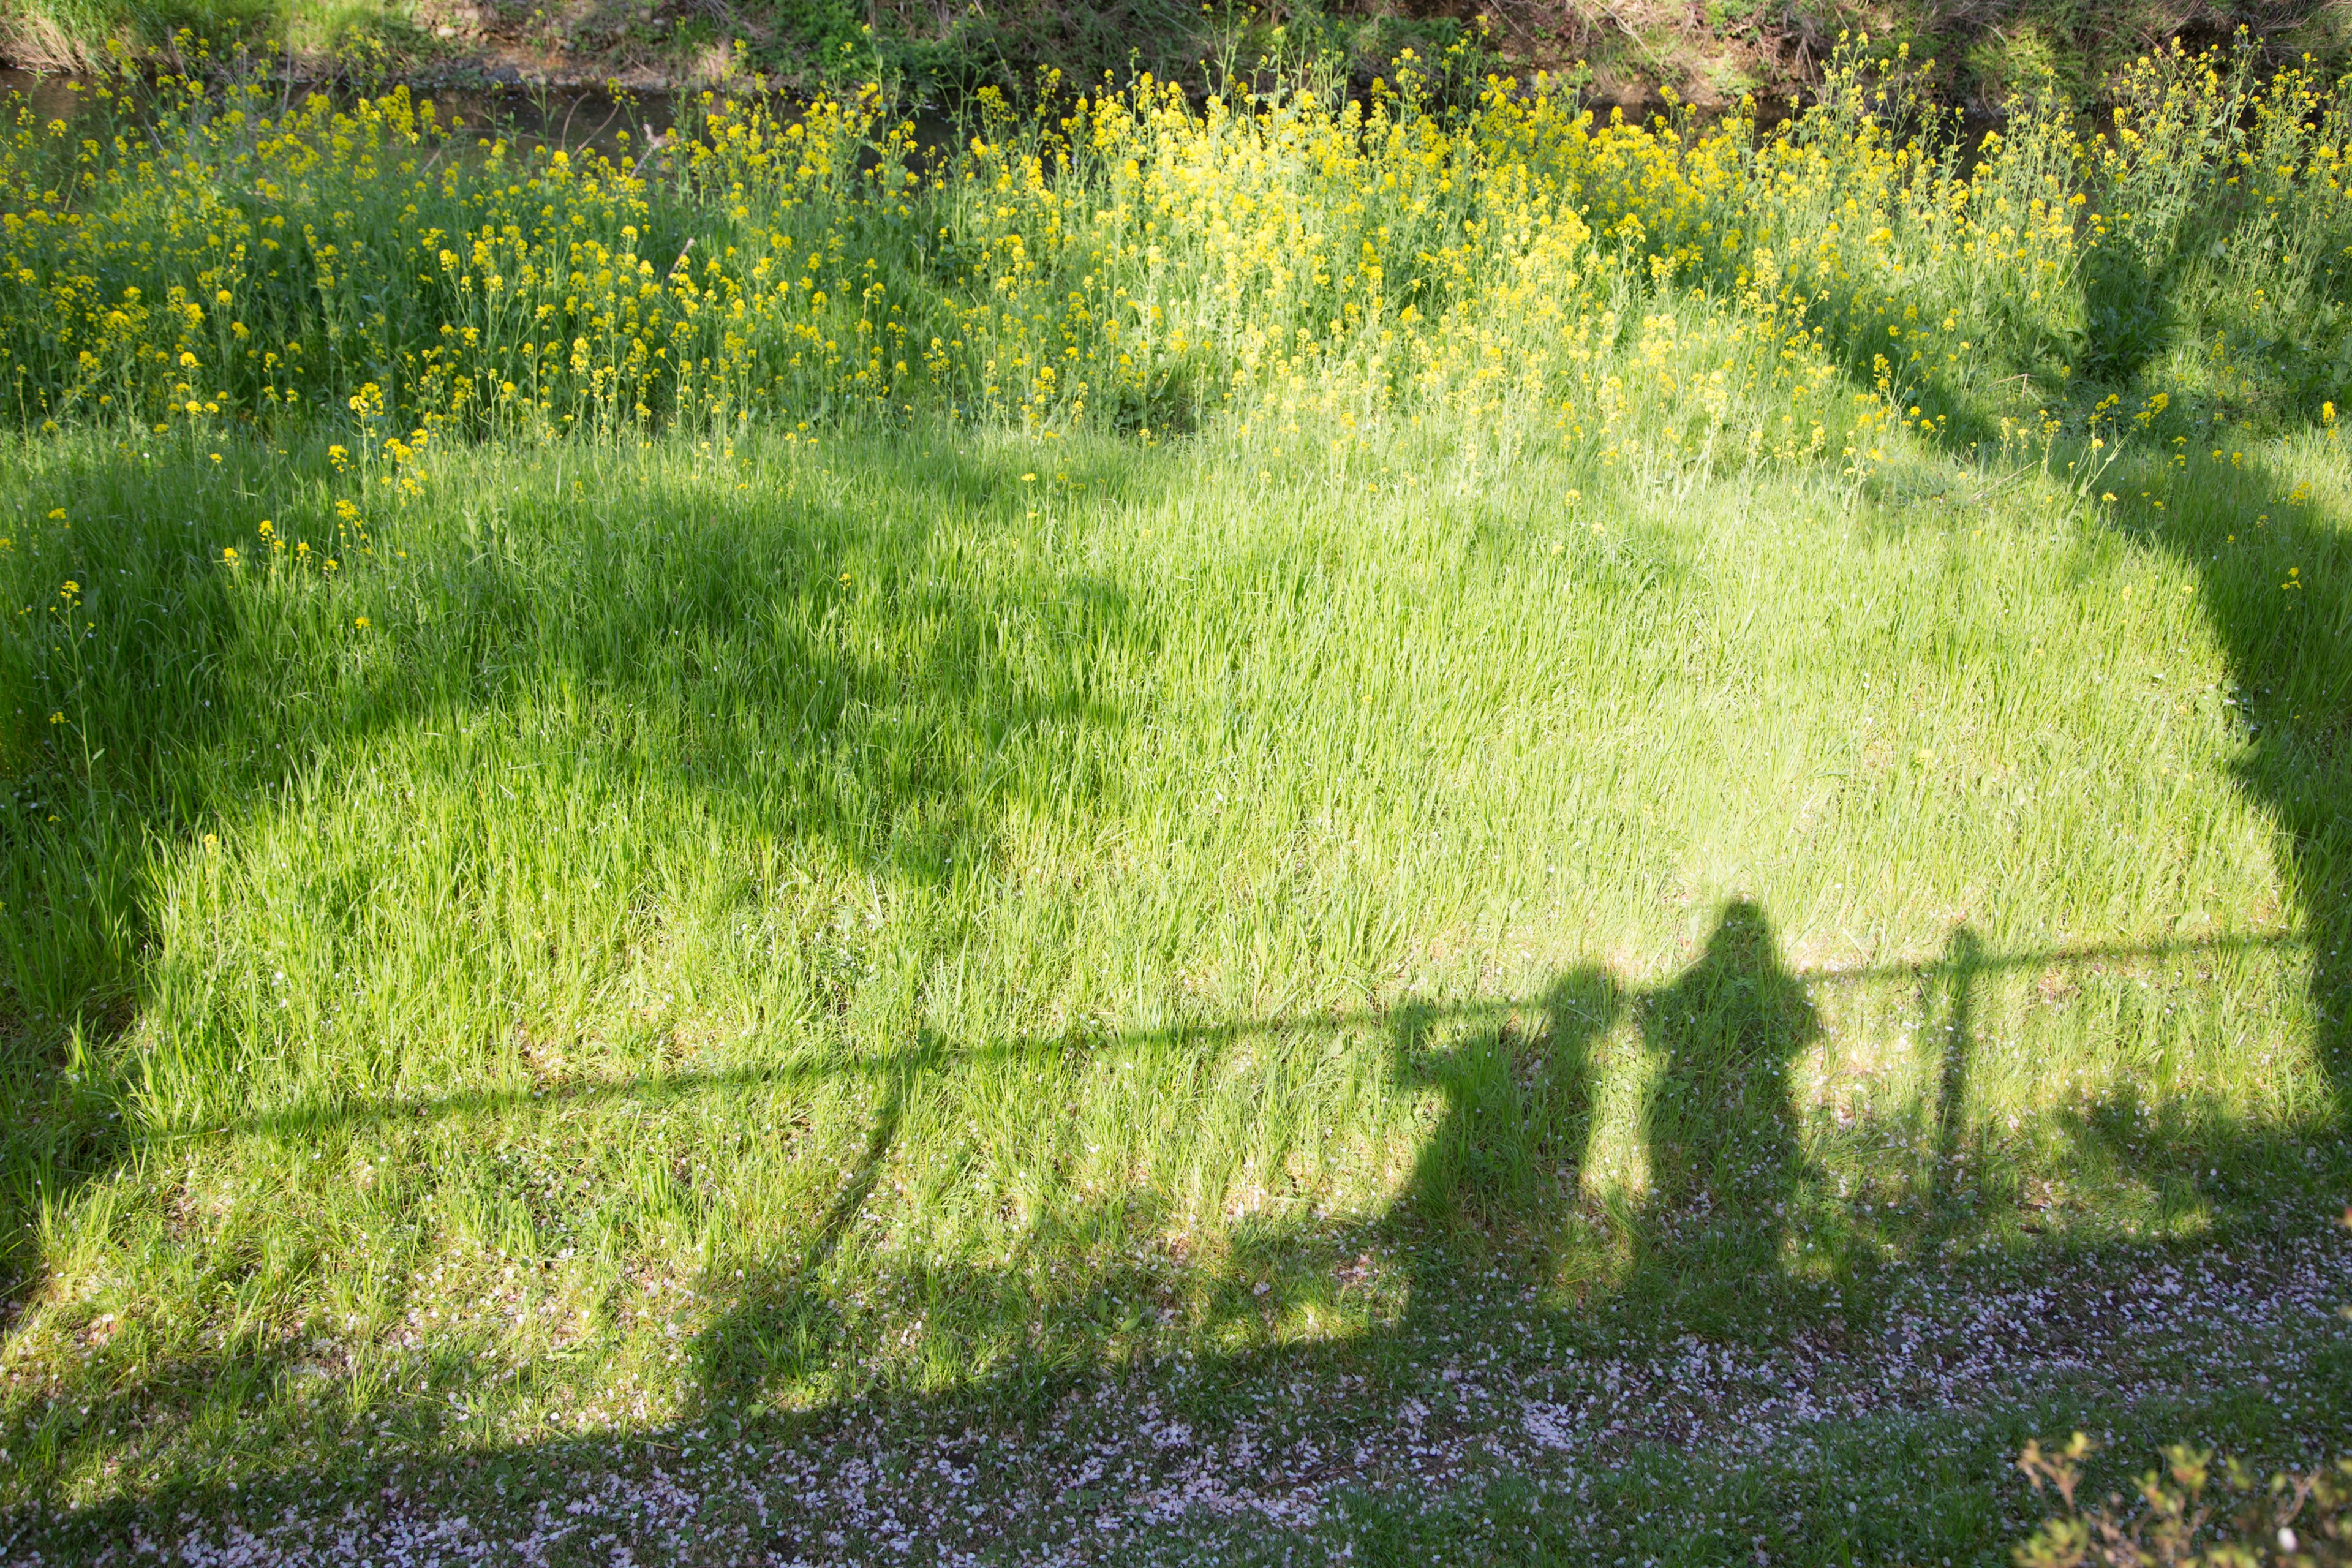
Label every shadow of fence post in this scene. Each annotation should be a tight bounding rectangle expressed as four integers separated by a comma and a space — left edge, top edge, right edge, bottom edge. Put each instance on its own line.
1931, 924, 1984, 1219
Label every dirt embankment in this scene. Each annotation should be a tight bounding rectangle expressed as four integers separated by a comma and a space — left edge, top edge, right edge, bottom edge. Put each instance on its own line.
1, 0, 2347, 112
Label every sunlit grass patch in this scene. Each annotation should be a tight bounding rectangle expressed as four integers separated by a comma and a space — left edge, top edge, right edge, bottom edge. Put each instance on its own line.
4, 32, 2352, 1559
0, 401, 2342, 1525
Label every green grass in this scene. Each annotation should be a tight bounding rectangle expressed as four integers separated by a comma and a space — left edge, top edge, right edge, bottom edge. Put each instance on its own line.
2, 392, 2350, 1558
6, 37, 2352, 1561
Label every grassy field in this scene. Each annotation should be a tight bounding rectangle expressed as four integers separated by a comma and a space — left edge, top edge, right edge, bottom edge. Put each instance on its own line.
3, 34, 2352, 1566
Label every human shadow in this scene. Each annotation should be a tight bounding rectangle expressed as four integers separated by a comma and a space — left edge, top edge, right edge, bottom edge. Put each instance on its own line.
1387, 967, 1621, 1250
1376, 905, 1842, 1339
1627, 900, 1820, 1303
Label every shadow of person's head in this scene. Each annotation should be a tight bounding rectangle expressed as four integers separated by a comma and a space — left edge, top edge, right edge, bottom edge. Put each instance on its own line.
1646, 900, 1816, 1057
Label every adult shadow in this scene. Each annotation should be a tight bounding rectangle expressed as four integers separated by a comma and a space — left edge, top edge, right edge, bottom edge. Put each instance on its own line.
1625, 900, 1820, 1316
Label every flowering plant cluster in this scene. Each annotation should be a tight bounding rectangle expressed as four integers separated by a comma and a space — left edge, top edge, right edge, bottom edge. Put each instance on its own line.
4, 34, 2344, 465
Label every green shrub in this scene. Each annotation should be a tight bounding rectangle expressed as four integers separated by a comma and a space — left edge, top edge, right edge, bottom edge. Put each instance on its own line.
2016, 1434, 2352, 1566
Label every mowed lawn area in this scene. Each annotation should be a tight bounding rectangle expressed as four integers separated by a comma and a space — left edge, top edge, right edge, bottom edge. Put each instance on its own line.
4, 41, 2352, 1566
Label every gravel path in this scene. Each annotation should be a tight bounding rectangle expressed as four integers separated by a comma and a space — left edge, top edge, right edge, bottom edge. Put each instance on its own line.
17, 1214, 2352, 1566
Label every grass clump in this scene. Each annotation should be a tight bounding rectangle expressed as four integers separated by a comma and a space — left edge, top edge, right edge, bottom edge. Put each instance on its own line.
0, 31, 2350, 1563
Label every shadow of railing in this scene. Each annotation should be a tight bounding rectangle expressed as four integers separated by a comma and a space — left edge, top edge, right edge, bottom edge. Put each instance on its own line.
197, 927, 2302, 1147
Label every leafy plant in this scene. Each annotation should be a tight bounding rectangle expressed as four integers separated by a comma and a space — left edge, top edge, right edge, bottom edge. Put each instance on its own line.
2016, 1434, 2352, 1567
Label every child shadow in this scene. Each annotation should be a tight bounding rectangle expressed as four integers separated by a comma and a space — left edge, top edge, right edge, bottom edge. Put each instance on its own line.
1627, 899, 1822, 1306
1385, 967, 1624, 1284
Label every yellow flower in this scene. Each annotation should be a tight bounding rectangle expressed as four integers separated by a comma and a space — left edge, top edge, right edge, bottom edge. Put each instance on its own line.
355, 616, 371, 628
48, 711, 64, 725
